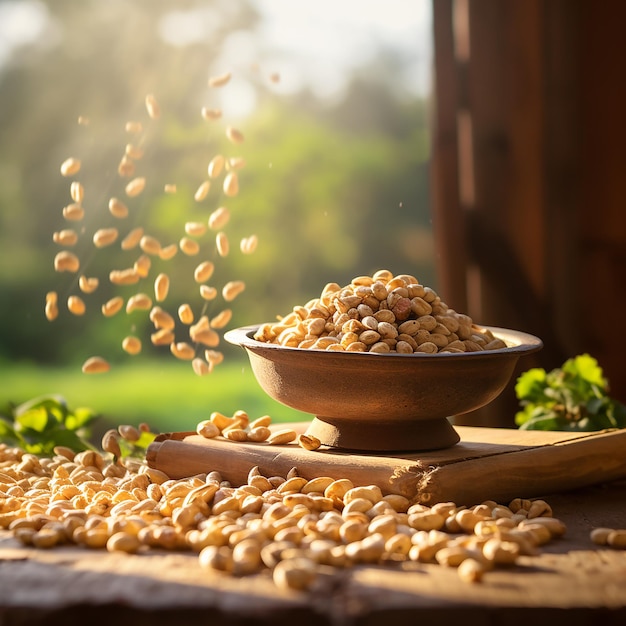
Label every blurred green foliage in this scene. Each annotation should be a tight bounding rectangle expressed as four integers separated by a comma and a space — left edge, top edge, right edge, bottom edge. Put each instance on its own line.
0, 1, 432, 423
0, 359, 312, 436
0, 393, 158, 456
515, 354, 626, 431
0, 394, 98, 455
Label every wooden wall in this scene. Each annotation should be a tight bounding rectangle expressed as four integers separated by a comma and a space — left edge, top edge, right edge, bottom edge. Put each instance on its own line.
431, 0, 626, 427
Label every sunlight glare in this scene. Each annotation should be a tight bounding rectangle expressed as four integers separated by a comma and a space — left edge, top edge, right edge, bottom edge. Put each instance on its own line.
156, 0, 431, 106
0, 0, 50, 66
158, 7, 221, 47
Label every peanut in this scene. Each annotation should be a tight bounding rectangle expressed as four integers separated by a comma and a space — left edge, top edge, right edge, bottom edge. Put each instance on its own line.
62, 203, 84, 221
178, 304, 194, 325
107, 531, 141, 554
222, 280, 245, 302
194, 261, 214, 284
60, 157, 81, 177
298, 434, 321, 451
208, 207, 230, 230
122, 336, 142, 355
125, 177, 146, 197
54, 251, 80, 273
208, 72, 231, 88
223, 172, 239, 197
102, 296, 124, 317
608, 529, 626, 549
81, 356, 110, 374
159, 243, 178, 260
67, 295, 86, 316
196, 420, 220, 439
457, 557, 487, 583
267, 429, 298, 446
53, 229, 78, 246
201, 107, 222, 121
180, 237, 200, 256
194, 181, 211, 202
145, 93, 160, 119
126, 293, 152, 314
183, 222, 205, 239
121, 227, 143, 250
590, 527, 613, 546
117, 154, 135, 178
78, 276, 98, 294
216, 231, 229, 257
225, 126, 244, 144
109, 268, 140, 286
208, 155, 225, 179
273, 557, 317, 591
247, 427, 271, 443
240, 235, 258, 254
136, 236, 159, 256
93, 228, 119, 248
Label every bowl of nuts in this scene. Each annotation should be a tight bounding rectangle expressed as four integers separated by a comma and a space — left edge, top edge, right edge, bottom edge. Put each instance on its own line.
225, 270, 542, 452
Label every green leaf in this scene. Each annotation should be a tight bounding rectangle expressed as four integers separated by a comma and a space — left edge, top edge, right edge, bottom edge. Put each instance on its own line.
563, 354, 607, 389
516, 405, 555, 427
13, 394, 69, 419
14, 407, 56, 434
611, 401, 626, 428
0, 394, 100, 456
0, 418, 21, 446
570, 417, 601, 432
515, 353, 625, 432
64, 406, 97, 431
118, 430, 156, 458
518, 412, 563, 431
515, 406, 533, 426
515, 368, 547, 401
586, 396, 606, 416
46, 428, 94, 453
134, 430, 156, 450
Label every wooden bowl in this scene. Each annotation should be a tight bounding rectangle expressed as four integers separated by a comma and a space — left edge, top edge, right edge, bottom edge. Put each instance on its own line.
225, 325, 542, 452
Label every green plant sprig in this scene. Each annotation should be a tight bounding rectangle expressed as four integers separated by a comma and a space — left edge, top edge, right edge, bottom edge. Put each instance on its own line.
515, 354, 626, 431
0, 394, 98, 455
0, 394, 155, 457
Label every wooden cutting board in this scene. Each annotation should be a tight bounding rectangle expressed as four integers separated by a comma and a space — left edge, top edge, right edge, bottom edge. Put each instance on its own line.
146, 424, 626, 505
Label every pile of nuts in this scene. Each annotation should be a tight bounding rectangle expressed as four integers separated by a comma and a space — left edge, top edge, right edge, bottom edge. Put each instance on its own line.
195, 410, 321, 451
0, 414, 581, 591
254, 270, 507, 354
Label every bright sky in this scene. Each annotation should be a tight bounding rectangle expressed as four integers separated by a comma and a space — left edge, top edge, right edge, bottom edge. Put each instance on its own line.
0, 0, 432, 117
164, 0, 433, 117
0, 0, 49, 67
247, 0, 432, 98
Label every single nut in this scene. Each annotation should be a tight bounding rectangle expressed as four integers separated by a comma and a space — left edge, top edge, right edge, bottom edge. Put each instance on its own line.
298, 434, 321, 451
590, 527, 613, 546
607, 529, 626, 549
267, 429, 298, 446
196, 420, 220, 439
273, 557, 317, 591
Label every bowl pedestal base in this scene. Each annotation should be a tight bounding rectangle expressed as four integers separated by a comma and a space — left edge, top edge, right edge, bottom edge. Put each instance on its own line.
304, 416, 461, 452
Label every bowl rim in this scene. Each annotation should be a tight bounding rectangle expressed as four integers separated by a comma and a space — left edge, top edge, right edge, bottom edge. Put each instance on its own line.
224, 324, 543, 360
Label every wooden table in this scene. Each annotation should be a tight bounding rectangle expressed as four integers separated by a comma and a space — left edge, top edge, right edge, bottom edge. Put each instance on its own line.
1, 479, 625, 626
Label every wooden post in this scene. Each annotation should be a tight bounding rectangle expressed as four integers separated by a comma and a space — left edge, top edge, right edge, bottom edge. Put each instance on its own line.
431, 0, 584, 426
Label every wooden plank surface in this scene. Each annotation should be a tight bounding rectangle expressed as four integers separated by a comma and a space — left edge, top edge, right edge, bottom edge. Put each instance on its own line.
0, 479, 625, 625
147, 426, 626, 505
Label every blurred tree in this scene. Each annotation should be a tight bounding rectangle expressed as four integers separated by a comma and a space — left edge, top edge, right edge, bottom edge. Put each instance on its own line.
0, 0, 432, 367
